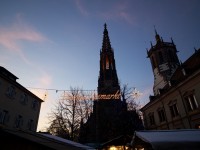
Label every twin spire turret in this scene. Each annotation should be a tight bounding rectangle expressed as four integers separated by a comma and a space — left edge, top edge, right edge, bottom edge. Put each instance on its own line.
154, 26, 161, 43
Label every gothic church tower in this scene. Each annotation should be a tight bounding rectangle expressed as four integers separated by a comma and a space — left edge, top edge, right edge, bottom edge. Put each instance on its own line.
79, 24, 143, 145
98, 23, 120, 97
147, 30, 180, 95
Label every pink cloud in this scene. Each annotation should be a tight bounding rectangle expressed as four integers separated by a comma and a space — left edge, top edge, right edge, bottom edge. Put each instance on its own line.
98, 1, 135, 25
75, 0, 89, 16
0, 24, 46, 51
73, 0, 135, 25
118, 11, 135, 25
28, 71, 52, 100
38, 72, 52, 87
0, 15, 46, 64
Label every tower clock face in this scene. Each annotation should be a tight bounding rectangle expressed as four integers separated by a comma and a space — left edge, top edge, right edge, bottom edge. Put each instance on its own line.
159, 62, 169, 72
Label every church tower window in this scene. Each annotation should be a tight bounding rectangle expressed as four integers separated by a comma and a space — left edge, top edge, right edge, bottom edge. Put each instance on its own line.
106, 56, 109, 69
159, 51, 164, 63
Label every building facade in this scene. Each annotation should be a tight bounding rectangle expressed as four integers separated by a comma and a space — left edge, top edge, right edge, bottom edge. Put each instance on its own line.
141, 32, 200, 130
0, 66, 43, 131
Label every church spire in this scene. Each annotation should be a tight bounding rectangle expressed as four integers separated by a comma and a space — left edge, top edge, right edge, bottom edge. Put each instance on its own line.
98, 24, 120, 95
102, 23, 112, 52
154, 26, 161, 43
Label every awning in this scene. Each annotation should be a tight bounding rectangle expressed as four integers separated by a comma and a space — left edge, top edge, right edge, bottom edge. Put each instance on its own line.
131, 130, 200, 150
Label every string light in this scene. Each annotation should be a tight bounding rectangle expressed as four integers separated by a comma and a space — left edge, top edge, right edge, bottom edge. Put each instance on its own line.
26, 86, 143, 101
26, 87, 98, 93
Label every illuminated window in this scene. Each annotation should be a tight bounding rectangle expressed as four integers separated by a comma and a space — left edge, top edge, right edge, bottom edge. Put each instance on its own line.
106, 56, 109, 69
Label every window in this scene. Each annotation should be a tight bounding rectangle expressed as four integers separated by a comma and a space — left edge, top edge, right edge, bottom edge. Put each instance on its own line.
15, 115, 23, 128
158, 51, 164, 63
157, 108, 166, 122
32, 99, 39, 110
151, 56, 156, 68
0, 110, 9, 124
185, 94, 198, 112
6, 86, 16, 99
169, 104, 179, 118
27, 119, 34, 131
168, 100, 179, 118
20, 93, 28, 105
106, 56, 109, 69
148, 113, 155, 125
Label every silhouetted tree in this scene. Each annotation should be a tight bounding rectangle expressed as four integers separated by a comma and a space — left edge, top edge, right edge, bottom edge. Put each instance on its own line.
47, 87, 93, 141
121, 84, 141, 111
120, 84, 144, 134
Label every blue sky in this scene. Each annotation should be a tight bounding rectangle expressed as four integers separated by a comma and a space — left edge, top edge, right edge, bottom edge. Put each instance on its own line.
1, 0, 200, 131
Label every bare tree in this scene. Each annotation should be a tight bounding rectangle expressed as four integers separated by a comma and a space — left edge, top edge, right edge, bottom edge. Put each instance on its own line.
121, 84, 141, 111
47, 87, 93, 141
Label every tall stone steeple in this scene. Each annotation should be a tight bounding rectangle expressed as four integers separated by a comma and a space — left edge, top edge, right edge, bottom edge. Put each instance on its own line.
147, 29, 180, 95
95, 24, 122, 143
79, 24, 144, 145
98, 23, 120, 97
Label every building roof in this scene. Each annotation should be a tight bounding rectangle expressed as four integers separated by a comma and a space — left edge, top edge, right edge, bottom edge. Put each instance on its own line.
0, 66, 18, 81
132, 130, 200, 150
171, 48, 200, 85
0, 66, 43, 102
0, 126, 94, 150
40, 133, 94, 150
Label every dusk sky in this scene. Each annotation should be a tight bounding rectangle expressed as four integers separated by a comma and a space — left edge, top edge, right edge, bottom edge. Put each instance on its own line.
1, 0, 200, 131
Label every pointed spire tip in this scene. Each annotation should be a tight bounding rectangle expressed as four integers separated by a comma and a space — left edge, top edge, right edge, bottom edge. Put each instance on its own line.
154, 25, 158, 35
104, 23, 107, 29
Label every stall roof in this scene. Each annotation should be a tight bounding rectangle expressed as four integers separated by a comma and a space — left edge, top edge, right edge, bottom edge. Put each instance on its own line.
132, 130, 200, 150
40, 133, 94, 150
0, 126, 94, 150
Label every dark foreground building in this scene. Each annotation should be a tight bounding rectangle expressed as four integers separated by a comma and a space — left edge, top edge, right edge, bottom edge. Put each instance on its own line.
79, 24, 143, 147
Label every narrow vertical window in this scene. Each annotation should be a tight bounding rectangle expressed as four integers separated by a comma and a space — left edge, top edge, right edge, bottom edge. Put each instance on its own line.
157, 108, 166, 122
28, 119, 34, 131
20, 93, 28, 105
169, 104, 179, 118
106, 56, 109, 69
0, 110, 8, 124
148, 113, 155, 125
151, 56, 156, 68
6, 86, 16, 99
158, 51, 164, 63
32, 99, 39, 110
15, 115, 23, 128
185, 94, 198, 111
